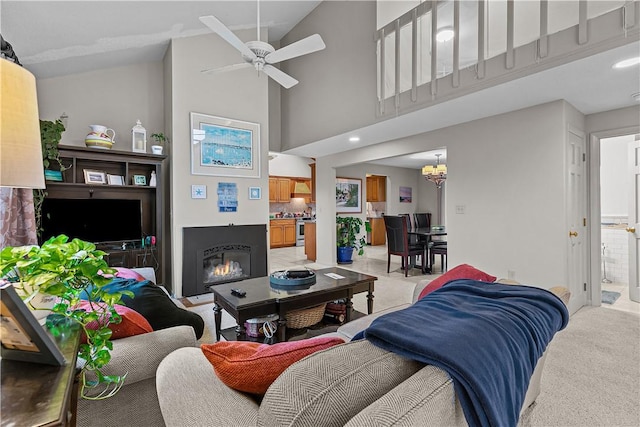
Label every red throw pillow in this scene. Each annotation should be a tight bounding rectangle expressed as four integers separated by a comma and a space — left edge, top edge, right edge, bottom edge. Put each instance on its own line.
114, 267, 147, 282
418, 264, 497, 300
76, 300, 153, 343
201, 337, 344, 394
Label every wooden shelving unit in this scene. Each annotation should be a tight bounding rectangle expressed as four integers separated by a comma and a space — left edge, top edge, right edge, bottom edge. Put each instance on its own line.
43, 145, 167, 284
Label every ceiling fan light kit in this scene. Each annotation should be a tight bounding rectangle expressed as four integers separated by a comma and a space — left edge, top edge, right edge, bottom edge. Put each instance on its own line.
199, 1, 325, 89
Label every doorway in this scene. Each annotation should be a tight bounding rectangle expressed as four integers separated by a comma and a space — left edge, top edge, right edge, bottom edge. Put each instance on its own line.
591, 130, 640, 314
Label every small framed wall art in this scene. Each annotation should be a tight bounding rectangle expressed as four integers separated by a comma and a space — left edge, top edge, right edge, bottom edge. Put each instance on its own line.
249, 187, 261, 200
83, 169, 106, 184
336, 177, 362, 213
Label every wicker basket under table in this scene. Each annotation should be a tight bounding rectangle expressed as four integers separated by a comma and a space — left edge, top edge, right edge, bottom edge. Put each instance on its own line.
285, 304, 327, 329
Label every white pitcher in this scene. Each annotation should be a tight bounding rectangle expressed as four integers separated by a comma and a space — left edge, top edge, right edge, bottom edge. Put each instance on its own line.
87, 124, 116, 142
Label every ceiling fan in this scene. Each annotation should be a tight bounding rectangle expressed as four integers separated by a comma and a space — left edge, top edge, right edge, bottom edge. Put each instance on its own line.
199, 1, 326, 89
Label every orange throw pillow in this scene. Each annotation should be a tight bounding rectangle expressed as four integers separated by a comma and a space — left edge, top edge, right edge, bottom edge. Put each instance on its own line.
76, 300, 153, 343
201, 336, 344, 394
418, 263, 497, 300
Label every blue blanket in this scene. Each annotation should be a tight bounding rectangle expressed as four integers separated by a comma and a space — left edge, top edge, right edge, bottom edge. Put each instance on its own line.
360, 279, 569, 427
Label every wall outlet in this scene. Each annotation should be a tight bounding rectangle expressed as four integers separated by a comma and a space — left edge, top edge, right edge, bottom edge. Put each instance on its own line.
507, 270, 516, 280
455, 205, 466, 214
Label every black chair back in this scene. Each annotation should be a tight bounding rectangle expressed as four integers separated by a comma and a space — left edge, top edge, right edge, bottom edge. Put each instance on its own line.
383, 215, 407, 253
414, 213, 431, 229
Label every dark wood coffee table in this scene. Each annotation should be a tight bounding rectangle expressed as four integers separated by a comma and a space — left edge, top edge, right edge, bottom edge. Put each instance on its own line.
211, 267, 377, 342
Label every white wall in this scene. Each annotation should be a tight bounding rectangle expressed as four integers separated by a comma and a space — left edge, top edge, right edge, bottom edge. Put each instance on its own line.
37, 62, 164, 150
168, 31, 270, 296
600, 135, 631, 217
316, 101, 576, 289
268, 153, 313, 177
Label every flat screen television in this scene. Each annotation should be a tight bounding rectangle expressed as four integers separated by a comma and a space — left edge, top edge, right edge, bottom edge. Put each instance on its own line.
40, 198, 143, 244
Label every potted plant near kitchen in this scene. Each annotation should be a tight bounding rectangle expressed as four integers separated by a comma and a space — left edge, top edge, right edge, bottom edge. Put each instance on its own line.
336, 216, 368, 264
0, 235, 130, 399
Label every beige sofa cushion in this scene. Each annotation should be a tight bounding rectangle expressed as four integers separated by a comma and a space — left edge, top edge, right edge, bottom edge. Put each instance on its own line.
345, 365, 466, 427
258, 339, 424, 427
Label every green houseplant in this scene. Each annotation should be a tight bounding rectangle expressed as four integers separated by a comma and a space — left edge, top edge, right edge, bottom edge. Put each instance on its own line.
336, 216, 368, 264
0, 235, 131, 399
34, 119, 68, 237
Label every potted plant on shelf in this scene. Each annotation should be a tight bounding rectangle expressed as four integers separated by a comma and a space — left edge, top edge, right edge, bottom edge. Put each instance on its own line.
336, 216, 367, 264
0, 235, 131, 399
150, 132, 167, 155
34, 119, 68, 237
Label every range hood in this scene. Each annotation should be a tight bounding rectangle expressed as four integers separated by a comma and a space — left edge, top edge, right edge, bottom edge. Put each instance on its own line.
291, 182, 311, 197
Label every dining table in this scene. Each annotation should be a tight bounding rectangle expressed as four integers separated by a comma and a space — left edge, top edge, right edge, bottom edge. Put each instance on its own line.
407, 227, 447, 274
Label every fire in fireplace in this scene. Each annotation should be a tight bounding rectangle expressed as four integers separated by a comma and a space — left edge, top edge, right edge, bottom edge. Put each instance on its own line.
182, 224, 268, 297
203, 245, 250, 285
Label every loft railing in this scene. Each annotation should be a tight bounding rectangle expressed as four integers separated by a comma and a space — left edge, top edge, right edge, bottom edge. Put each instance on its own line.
375, 0, 637, 116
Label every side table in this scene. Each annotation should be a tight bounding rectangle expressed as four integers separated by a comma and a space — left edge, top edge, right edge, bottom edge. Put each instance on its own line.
1, 327, 81, 427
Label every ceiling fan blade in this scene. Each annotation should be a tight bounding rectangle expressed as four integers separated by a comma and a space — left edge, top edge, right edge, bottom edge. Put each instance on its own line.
263, 65, 298, 89
265, 34, 326, 64
201, 62, 253, 75
199, 15, 257, 61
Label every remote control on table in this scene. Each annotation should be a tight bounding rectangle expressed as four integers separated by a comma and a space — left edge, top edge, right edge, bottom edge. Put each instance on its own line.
231, 288, 246, 297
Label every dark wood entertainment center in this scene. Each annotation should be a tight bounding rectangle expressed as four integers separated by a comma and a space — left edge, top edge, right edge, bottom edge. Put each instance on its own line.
44, 145, 167, 284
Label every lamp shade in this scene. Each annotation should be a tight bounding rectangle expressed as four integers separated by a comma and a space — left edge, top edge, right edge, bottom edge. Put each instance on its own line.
0, 58, 45, 189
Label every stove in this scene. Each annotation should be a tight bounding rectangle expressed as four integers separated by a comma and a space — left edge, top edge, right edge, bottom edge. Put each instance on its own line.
296, 217, 316, 246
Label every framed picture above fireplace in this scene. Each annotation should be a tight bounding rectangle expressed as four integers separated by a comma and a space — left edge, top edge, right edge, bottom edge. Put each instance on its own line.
190, 112, 260, 178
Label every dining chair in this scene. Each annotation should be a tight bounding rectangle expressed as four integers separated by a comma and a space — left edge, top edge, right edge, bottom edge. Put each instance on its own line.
430, 243, 447, 272
413, 213, 431, 229
383, 215, 426, 277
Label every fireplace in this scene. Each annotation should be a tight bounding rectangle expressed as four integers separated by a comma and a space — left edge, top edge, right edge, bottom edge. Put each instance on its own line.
182, 225, 267, 297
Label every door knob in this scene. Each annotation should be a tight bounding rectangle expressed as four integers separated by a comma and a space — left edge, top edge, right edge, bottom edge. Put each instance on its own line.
569, 231, 578, 237
627, 227, 636, 233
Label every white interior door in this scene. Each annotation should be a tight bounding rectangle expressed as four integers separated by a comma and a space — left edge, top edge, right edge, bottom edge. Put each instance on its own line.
567, 127, 587, 314
628, 138, 640, 302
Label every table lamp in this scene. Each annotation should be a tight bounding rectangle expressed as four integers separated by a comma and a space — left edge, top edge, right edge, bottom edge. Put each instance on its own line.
0, 57, 45, 189
1, 57, 45, 247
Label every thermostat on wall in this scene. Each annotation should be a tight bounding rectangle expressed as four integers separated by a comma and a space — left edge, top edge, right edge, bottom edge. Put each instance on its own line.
191, 185, 207, 199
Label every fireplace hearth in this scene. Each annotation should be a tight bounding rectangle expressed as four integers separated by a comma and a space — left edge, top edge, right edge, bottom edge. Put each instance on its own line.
182, 225, 267, 297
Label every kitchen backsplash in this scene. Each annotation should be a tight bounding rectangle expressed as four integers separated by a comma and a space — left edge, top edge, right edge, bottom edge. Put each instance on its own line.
270, 200, 315, 216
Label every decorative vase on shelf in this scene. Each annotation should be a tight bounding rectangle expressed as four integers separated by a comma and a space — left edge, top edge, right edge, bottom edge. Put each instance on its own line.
85, 124, 115, 150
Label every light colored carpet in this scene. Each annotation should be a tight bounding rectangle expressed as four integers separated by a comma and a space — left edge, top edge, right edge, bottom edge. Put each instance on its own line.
519, 306, 640, 426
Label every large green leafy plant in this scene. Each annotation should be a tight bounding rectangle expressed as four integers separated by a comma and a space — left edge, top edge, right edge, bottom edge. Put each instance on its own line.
336, 216, 368, 255
0, 235, 132, 399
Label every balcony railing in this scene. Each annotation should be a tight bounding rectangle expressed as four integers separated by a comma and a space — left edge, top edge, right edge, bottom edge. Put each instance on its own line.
375, 0, 637, 116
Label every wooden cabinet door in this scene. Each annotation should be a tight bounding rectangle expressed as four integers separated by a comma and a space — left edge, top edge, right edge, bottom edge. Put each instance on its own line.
277, 178, 291, 202
310, 163, 316, 203
367, 177, 378, 202
284, 222, 296, 245
270, 223, 284, 247
268, 178, 278, 203
377, 177, 386, 202
370, 218, 386, 245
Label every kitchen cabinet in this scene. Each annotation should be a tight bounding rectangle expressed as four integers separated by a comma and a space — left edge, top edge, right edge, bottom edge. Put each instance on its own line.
366, 176, 386, 202
310, 163, 316, 203
368, 217, 386, 246
304, 222, 316, 261
269, 177, 291, 203
270, 219, 296, 248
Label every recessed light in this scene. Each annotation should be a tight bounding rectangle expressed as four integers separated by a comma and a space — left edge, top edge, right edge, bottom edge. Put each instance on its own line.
348, 136, 360, 143
613, 57, 640, 69
436, 28, 455, 43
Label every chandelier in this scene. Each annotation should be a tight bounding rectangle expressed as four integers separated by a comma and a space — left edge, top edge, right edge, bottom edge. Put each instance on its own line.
422, 154, 447, 188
